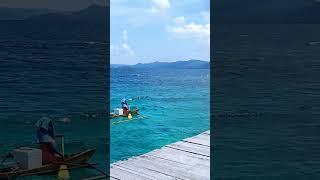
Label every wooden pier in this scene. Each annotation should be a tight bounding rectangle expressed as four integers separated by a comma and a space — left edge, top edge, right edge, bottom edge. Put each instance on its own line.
110, 130, 210, 180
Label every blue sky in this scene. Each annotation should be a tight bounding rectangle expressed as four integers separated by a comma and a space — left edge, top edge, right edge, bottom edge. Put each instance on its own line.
111, 0, 210, 65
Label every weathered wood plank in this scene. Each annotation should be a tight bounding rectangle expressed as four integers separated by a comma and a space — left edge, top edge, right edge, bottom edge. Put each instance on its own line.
110, 177, 120, 180
183, 134, 210, 147
202, 130, 210, 134
110, 130, 210, 180
129, 154, 208, 179
147, 147, 210, 167
166, 141, 210, 157
119, 155, 193, 179
110, 165, 154, 180
115, 163, 178, 180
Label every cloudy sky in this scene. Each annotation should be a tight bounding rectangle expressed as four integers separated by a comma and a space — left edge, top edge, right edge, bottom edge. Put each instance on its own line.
111, 0, 210, 65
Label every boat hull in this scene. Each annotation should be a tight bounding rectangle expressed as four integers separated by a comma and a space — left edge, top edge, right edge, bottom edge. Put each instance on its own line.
0, 149, 95, 179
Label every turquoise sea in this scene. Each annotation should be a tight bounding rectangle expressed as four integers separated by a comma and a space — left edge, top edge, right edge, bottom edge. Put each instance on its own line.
110, 68, 210, 163
0, 38, 107, 179
0, 5, 108, 179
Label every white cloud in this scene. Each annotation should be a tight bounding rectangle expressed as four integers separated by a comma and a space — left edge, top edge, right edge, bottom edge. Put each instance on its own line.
111, 0, 170, 26
111, 0, 170, 15
151, 0, 170, 11
121, 43, 135, 56
169, 23, 210, 39
167, 12, 210, 44
173, 16, 185, 24
111, 29, 135, 57
111, 43, 135, 57
149, 0, 171, 14
122, 29, 128, 42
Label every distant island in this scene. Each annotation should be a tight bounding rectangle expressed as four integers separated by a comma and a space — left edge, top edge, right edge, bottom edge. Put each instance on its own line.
0, 4, 106, 20
0, 4, 108, 41
0, 7, 57, 20
26, 4, 107, 23
111, 60, 210, 69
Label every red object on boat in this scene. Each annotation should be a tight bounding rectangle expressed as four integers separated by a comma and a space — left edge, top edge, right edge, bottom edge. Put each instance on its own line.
122, 107, 129, 114
39, 143, 62, 164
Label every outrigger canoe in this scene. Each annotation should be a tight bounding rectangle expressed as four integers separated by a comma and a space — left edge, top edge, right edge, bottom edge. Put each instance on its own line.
0, 149, 95, 179
110, 109, 139, 118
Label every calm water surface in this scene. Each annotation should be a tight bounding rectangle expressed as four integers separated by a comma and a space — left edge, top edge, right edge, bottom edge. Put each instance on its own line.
0, 37, 107, 179
110, 68, 210, 163
214, 24, 320, 179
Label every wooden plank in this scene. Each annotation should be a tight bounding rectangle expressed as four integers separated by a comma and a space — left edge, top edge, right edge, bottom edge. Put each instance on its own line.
121, 154, 205, 180
166, 141, 210, 157
114, 163, 177, 180
183, 134, 210, 147
201, 130, 210, 134
110, 130, 210, 180
110, 165, 154, 180
148, 147, 210, 167
202, 131, 210, 135
109, 175, 122, 180
119, 154, 192, 179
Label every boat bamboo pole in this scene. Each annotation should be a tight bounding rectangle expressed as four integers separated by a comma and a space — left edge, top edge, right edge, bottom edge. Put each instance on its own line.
61, 136, 65, 157
83, 175, 107, 180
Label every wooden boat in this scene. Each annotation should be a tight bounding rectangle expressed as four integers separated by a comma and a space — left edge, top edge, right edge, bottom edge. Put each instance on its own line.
0, 149, 95, 179
110, 109, 139, 118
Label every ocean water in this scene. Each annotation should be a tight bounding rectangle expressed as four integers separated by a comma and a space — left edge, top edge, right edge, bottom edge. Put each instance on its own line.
0, 37, 107, 179
214, 24, 320, 179
110, 68, 210, 163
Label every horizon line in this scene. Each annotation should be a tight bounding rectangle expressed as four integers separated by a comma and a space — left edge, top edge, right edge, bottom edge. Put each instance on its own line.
110, 59, 210, 66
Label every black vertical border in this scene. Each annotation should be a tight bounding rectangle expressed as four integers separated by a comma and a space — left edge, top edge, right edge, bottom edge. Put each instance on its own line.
106, 0, 111, 178
104, 0, 110, 179
210, 0, 214, 179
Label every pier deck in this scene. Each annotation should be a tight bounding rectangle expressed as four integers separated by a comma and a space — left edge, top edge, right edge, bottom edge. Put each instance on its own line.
110, 130, 210, 180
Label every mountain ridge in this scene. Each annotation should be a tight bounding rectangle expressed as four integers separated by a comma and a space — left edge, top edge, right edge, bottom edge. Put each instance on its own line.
0, 6, 57, 20
26, 4, 107, 23
0, 4, 108, 41
111, 60, 210, 69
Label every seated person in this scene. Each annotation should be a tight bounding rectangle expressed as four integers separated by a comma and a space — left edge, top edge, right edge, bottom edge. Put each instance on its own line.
121, 98, 130, 114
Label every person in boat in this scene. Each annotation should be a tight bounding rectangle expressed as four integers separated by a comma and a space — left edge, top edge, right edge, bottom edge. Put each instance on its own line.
121, 97, 130, 114
35, 117, 63, 164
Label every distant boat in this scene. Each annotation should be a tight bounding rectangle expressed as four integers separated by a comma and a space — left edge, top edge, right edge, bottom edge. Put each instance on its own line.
110, 109, 140, 119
